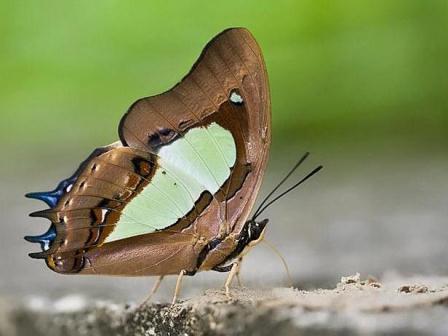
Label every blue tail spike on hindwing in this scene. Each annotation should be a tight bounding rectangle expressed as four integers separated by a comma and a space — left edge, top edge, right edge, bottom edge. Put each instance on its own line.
24, 225, 57, 252
25, 191, 60, 208
25, 175, 77, 208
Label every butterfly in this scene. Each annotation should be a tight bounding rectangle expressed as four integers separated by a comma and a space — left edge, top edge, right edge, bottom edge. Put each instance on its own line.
25, 28, 321, 302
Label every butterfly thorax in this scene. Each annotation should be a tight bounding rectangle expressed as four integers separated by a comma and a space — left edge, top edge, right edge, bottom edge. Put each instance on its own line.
197, 218, 268, 273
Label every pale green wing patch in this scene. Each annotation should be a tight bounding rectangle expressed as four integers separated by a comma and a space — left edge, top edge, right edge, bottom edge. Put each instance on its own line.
104, 123, 236, 243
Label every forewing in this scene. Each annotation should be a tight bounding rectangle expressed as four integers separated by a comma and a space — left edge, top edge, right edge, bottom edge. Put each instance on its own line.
120, 27, 271, 234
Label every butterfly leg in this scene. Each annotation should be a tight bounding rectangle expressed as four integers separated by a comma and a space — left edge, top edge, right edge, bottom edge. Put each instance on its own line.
138, 275, 165, 308
235, 257, 243, 286
224, 261, 240, 299
172, 270, 186, 305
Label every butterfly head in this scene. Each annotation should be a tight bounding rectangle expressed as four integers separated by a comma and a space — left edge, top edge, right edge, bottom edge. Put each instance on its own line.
244, 218, 269, 247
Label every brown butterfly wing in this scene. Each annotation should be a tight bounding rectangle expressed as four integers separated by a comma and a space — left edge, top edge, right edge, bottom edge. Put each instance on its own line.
119, 27, 271, 235
27, 28, 270, 276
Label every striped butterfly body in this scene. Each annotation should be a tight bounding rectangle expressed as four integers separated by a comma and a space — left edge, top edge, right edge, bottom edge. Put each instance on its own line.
26, 28, 271, 278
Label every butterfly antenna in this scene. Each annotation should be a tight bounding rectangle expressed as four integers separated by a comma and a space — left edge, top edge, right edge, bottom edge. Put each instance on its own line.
253, 165, 323, 220
253, 152, 310, 219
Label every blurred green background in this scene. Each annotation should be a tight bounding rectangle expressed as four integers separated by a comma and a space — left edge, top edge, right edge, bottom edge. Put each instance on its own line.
2, 0, 447, 157
1, 0, 447, 300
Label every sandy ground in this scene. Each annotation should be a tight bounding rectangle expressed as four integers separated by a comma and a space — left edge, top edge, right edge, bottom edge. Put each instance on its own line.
3, 149, 448, 302
1, 147, 447, 335
1, 274, 447, 335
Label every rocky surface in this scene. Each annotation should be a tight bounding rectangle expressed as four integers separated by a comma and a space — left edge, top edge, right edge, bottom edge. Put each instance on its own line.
2, 274, 448, 336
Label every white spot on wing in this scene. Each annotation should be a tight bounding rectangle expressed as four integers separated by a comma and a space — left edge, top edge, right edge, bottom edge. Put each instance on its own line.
230, 91, 243, 104
43, 240, 50, 251
100, 208, 110, 223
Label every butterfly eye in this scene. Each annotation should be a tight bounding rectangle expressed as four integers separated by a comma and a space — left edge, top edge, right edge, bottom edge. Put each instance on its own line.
229, 90, 244, 105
